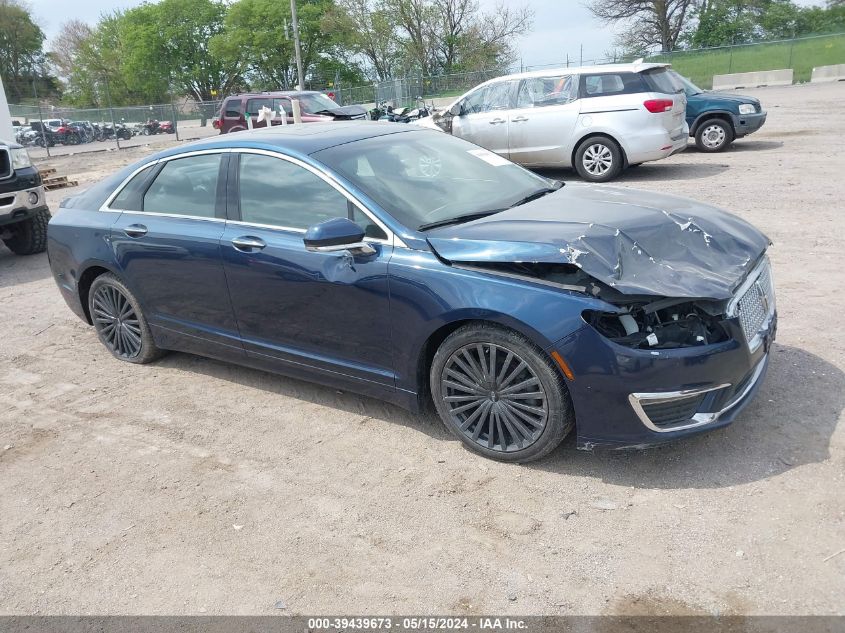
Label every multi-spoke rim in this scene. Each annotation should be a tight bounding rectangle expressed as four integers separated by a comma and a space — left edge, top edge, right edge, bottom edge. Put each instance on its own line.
702, 124, 727, 149
92, 285, 142, 358
441, 343, 548, 453
583, 143, 613, 176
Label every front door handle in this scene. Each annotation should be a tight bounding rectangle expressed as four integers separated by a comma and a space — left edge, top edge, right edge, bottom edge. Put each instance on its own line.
123, 224, 147, 238
512, 116, 529, 122
489, 118, 506, 125
231, 236, 266, 252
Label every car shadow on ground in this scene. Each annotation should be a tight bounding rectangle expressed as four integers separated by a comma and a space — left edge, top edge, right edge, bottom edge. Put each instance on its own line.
154, 342, 841, 489
535, 161, 730, 184
530, 343, 843, 489
0, 248, 52, 289
685, 140, 784, 153
153, 352, 452, 442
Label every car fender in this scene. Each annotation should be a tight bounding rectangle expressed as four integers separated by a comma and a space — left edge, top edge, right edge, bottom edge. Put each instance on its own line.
569, 120, 629, 165
690, 110, 736, 136
386, 249, 612, 392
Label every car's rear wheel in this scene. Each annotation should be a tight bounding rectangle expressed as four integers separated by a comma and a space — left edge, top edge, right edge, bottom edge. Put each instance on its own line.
2, 208, 50, 255
574, 136, 623, 182
88, 273, 164, 364
430, 323, 574, 462
695, 118, 733, 152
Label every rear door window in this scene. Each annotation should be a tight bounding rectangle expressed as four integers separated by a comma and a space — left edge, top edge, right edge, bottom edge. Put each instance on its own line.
143, 154, 222, 218
579, 73, 645, 98
109, 165, 156, 211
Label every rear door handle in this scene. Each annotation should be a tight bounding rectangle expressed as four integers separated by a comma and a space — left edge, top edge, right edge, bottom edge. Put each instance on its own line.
512, 116, 529, 122
232, 236, 266, 252
123, 224, 147, 238
489, 118, 506, 125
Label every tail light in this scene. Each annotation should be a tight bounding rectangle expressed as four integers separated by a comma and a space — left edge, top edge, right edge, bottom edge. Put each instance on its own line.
643, 99, 674, 113
212, 119, 221, 129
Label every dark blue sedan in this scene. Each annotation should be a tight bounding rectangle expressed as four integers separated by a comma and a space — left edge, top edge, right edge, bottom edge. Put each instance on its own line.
47, 123, 776, 461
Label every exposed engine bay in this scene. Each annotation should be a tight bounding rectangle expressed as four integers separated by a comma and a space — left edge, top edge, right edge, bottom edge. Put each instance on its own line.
462, 262, 732, 349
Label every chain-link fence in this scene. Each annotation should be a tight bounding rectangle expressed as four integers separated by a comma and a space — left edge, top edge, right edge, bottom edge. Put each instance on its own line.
9, 30, 843, 156
335, 30, 845, 107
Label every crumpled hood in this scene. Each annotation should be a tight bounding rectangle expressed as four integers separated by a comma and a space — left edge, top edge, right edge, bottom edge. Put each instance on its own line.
426, 183, 770, 300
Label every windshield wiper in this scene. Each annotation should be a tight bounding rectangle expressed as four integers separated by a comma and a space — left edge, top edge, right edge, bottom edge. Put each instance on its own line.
418, 210, 503, 232
509, 182, 563, 208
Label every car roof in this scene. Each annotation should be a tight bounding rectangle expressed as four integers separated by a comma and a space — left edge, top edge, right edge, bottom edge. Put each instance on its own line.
153, 121, 424, 159
227, 90, 325, 99
483, 61, 670, 84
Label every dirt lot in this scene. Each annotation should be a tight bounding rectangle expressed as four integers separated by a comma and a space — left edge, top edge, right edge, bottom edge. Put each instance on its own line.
1, 82, 843, 616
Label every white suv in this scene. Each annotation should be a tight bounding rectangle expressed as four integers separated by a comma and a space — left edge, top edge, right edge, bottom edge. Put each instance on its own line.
416, 62, 688, 182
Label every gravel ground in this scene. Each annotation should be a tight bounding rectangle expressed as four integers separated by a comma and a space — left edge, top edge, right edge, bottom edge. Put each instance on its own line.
1, 82, 843, 616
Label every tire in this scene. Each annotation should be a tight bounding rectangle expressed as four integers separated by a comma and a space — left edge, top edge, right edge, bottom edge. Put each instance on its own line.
574, 136, 623, 183
2, 208, 51, 255
430, 322, 574, 463
65, 133, 79, 146
87, 273, 165, 364
142, 128, 151, 136
695, 118, 733, 152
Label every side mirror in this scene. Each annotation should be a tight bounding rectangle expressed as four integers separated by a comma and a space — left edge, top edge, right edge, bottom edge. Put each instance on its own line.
448, 102, 462, 117
304, 217, 375, 255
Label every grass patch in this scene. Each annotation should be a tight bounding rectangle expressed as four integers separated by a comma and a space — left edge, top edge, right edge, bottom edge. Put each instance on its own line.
647, 32, 845, 87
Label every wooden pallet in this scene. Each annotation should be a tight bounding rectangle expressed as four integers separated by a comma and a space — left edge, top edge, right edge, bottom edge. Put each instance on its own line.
38, 166, 57, 177
43, 175, 79, 191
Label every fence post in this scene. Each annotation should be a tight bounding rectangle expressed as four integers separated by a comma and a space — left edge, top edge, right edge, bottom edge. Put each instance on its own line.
172, 103, 180, 141
103, 77, 120, 151
36, 103, 50, 158
728, 42, 734, 73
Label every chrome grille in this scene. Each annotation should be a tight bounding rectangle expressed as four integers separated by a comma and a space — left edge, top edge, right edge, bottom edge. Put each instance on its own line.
735, 259, 775, 350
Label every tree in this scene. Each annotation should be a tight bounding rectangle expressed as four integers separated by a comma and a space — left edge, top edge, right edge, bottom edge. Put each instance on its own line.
121, 0, 241, 102
50, 20, 93, 81
588, 0, 697, 52
0, 0, 56, 102
372, 0, 532, 76
330, 0, 400, 81
210, 0, 352, 90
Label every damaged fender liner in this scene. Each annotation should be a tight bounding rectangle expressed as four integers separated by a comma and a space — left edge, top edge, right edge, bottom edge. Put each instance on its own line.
425, 183, 771, 301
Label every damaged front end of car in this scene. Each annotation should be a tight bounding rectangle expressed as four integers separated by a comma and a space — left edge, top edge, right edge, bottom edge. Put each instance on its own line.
425, 186, 777, 449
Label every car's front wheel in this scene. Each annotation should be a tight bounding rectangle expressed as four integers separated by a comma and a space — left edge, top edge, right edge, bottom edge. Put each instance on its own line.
430, 323, 574, 462
574, 136, 623, 182
695, 118, 734, 152
88, 273, 164, 364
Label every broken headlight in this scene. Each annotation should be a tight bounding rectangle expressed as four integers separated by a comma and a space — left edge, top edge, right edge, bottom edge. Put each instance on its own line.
583, 301, 730, 349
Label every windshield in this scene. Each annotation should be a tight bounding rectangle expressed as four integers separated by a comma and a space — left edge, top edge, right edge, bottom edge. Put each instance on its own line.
314, 131, 554, 231
669, 70, 703, 96
298, 93, 342, 113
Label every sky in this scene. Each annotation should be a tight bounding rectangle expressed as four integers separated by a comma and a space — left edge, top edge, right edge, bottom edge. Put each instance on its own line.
28, 0, 825, 73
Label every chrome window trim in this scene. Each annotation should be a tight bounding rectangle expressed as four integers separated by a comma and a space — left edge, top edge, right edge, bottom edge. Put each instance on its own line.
628, 382, 730, 433
100, 146, 406, 248
100, 148, 231, 214
231, 148, 403, 247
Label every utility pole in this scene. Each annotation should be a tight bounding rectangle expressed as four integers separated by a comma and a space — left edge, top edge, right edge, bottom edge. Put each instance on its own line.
290, 0, 304, 90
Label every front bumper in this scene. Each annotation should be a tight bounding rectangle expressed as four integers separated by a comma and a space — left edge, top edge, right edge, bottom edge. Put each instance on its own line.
554, 311, 776, 450
733, 111, 767, 137
0, 185, 48, 226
